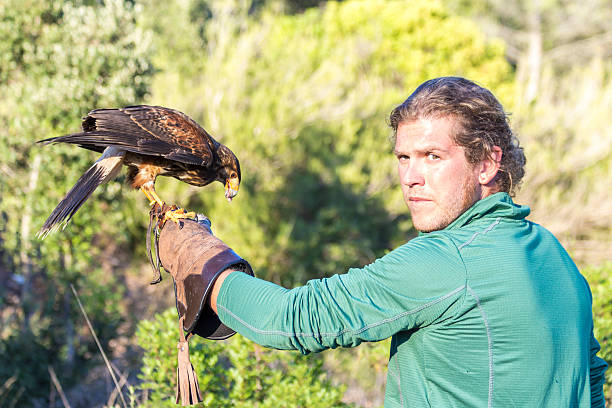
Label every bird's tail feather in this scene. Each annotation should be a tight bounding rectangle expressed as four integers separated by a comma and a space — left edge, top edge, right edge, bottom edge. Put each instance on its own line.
38, 147, 125, 238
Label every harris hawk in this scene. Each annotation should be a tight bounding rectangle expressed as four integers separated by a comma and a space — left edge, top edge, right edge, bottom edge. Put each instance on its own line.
37, 105, 241, 273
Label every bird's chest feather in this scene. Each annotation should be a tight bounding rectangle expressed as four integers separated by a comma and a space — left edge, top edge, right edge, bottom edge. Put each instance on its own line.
124, 153, 215, 188
126, 164, 162, 188
173, 168, 216, 186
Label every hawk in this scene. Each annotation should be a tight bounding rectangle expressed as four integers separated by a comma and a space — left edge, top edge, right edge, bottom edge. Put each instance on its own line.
37, 105, 241, 238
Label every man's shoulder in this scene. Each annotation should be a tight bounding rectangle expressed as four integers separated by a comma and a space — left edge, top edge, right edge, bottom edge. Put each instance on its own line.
410, 222, 500, 253
443, 213, 533, 251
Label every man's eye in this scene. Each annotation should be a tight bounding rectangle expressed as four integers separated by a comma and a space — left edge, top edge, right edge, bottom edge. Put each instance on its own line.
427, 153, 439, 160
398, 155, 409, 162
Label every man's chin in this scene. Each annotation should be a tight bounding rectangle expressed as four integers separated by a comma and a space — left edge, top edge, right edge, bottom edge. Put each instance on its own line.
414, 223, 440, 233
412, 214, 452, 233
412, 219, 437, 233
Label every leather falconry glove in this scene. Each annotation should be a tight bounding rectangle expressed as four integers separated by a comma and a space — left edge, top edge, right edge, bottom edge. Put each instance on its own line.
157, 215, 253, 406
158, 214, 253, 339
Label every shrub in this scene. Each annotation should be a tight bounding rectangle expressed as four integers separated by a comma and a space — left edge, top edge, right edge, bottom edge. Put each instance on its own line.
136, 308, 349, 407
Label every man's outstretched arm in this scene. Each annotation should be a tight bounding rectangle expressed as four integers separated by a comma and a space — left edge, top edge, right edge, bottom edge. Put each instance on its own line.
204, 237, 467, 355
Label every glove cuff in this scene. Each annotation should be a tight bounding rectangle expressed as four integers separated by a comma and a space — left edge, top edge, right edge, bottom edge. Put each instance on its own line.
185, 249, 253, 339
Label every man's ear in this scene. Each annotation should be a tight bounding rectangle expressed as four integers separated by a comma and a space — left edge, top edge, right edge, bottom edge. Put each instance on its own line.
479, 146, 502, 186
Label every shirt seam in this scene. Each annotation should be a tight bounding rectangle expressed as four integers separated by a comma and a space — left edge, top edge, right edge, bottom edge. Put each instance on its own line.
218, 284, 467, 339
395, 353, 405, 408
466, 284, 494, 408
387, 353, 404, 408
457, 217, 501, 250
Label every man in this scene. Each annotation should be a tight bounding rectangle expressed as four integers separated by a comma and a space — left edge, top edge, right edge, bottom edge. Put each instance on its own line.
160, 77, 607, 406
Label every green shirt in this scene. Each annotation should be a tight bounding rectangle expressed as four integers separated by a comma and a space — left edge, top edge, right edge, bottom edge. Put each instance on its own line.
217, 193, 607, 407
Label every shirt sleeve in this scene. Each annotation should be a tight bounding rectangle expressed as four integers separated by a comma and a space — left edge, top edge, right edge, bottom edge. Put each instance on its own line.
589, 326, 608, 407
216, 234, 467, 354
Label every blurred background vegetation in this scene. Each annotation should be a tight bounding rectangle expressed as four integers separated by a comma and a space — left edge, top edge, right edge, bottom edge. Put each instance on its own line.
0, 0, 610, 406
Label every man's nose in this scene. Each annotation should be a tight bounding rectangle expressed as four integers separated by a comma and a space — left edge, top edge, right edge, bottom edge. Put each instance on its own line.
401, 162, 425, 187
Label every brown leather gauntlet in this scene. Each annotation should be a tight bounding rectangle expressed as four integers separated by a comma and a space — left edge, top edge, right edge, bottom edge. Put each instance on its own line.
158, 217, 253, 340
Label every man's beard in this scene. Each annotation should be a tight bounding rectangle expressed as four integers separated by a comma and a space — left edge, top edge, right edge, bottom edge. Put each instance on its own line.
412, 177, 480, 233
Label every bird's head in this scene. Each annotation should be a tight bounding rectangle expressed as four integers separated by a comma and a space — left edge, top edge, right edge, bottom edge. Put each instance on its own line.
217, 145, 241, 202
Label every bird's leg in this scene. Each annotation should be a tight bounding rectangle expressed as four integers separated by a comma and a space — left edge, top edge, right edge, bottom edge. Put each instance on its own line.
140, 182, 195, 224
140, 182, 164, 208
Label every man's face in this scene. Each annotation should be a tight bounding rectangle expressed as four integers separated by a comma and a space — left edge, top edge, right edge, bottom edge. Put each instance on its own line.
394, 117, 482, 232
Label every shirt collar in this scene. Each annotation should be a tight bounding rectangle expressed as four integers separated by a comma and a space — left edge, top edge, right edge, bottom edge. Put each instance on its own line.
445, 192, 530, 230
419, 192, 531, 235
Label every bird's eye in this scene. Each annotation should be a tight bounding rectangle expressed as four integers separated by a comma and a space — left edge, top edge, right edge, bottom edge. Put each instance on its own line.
230, 173, 237, 179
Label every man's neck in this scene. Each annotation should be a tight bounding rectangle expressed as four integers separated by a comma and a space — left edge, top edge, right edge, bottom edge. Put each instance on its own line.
480, 185, 500, 200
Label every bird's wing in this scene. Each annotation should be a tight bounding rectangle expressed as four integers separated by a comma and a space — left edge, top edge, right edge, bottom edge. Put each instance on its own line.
38, 105, 215, 167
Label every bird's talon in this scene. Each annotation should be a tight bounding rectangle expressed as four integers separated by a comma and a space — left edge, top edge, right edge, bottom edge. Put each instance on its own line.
161, 207, 196, 225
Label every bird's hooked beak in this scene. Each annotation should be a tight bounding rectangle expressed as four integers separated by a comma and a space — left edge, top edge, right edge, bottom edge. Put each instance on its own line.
225, 178, 239, 202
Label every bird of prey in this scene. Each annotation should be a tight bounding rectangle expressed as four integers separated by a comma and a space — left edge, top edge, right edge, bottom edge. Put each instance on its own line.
37, 105, 241, 238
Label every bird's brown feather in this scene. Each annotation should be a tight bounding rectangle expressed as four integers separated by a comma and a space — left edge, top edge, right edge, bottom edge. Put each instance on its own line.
120, 106, 219, 158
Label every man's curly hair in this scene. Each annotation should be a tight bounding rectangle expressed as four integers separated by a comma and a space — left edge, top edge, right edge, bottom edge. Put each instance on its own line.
389, 77, 526, 196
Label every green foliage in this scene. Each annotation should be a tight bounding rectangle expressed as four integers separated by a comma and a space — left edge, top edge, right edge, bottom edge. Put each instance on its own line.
136, 308, 349, 407
583, 262, 612, 402
0, 0, 152, 404
323, 339, 390, 407
145, 0, 514, 285
0, 334, 53, 406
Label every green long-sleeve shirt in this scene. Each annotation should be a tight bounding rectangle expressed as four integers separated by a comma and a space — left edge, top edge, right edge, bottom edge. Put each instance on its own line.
217, 193, 607, 407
